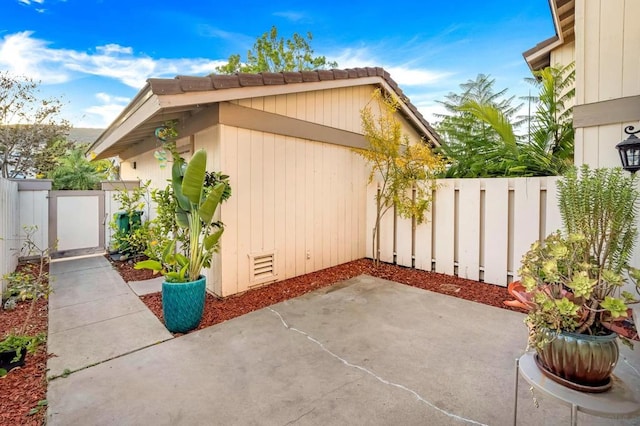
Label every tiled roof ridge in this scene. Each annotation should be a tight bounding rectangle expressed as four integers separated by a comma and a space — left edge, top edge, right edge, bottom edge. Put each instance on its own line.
147, 67, 439, 144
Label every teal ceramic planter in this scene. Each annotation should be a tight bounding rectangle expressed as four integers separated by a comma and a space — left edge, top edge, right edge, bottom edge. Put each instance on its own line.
162, 276, 206, 333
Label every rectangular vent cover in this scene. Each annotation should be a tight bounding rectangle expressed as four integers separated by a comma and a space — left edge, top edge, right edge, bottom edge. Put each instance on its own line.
249, 251, 277, 286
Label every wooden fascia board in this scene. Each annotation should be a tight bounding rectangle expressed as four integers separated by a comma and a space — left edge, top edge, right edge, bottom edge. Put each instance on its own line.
218, 102, 366, 149
155, 77, 382, 108
91, 91, 161, 158
119, 105, 220, 160
523, 0, 566, 71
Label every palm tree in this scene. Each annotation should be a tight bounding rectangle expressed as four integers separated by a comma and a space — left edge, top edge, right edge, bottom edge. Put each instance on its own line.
435, 64, 575, 177
49, 147, 107, 190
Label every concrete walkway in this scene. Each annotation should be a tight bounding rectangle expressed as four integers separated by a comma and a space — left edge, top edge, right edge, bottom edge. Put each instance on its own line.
46, 259, 640, 425
47, 255, 172, 378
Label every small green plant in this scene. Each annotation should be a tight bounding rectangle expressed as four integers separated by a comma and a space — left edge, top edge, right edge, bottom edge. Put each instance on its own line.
0, 333, 45, 362
27, 399, 48, 416
516, 166, 640, 349
136, 149, 228, 282
110, 181, 151, 259
1, 226, 52, 376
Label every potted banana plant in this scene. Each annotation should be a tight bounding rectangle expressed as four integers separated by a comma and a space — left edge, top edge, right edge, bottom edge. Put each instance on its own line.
135, 149, 227, 333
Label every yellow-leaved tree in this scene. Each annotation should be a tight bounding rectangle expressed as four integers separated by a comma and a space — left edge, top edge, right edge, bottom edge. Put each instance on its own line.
355, 89, 445, 265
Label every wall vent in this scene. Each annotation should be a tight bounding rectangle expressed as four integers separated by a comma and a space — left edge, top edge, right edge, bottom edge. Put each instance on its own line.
249, 251, 277, 286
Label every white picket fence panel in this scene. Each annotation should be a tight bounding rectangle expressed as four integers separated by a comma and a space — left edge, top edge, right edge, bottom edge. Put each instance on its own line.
0, 178, 20, 293
366, 176, 562, 286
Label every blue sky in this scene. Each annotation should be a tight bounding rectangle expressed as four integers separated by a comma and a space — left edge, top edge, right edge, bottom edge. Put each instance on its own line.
3, 0, 555, 129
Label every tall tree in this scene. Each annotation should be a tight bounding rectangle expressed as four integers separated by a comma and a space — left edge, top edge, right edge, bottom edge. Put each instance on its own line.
435, 66, 575, 178
215, 26, 337, 74
0, 72, 70, 178
524, 63, 575, 168
355, 89, 445, 265
435, 74, 524, 177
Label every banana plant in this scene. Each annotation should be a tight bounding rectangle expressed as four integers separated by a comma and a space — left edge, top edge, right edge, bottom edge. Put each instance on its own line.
135, 149, 225, 283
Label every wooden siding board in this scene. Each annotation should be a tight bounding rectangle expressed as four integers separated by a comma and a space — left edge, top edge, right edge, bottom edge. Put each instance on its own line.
623, 0, 640, 97
434, 181, 455, 276
396, 214, 412, 267
322, 143, 333, 266
329, 146, 340, 266
583, 0, 600, 104
378, 201, 394, 264
284, 137, 297, 279
335, 147, 346, 265
263, 95, 276, 113
220, 128, 239, 296
273, 134, 287, 282
512, 179, 542, 281
236, 128, 252, 293
457, 179, 481, 281
483, 179, 509, 286
313, 143, 324, 271
365, 183, 376, 259
295, 140, 306, 275
304, 141, 315, 273
263, 133, 276, 255
544, 177, 562, 238
599, 1, 624, 101
250, 131, 263, 253
414, 202, 433, 272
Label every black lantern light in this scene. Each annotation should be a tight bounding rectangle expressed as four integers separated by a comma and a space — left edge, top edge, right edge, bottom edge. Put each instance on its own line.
616, 126, 640, 174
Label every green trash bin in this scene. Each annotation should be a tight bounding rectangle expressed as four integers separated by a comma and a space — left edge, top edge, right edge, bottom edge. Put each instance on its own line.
114, 211, 143, 234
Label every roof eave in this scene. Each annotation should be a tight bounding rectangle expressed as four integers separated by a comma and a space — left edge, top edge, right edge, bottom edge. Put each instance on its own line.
88, 83, 156, 158
523, 0, 575, 72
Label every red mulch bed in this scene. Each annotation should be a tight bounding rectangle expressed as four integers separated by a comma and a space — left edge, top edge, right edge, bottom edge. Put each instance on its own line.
135, 258, 526, 334
0, 264, 49, 426
106, 254, 157, 282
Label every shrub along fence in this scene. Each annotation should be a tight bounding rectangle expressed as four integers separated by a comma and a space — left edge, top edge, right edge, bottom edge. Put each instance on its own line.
367, 176, 562, 287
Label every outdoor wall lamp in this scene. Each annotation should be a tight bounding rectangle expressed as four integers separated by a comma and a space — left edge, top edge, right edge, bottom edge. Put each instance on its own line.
616, 125, 640, 173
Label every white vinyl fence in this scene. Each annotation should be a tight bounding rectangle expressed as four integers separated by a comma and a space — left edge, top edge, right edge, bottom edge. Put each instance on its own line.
0, 178, 20, 293
367, 176, 562, 287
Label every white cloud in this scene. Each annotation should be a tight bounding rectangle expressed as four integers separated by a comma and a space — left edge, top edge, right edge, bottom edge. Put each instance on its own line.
0, 31, 222, 88
330, 47, 450, 86
18, 0, 45, 5
273, 11, 308, 22
77, 93, 131, 128
96, 44, 133, 55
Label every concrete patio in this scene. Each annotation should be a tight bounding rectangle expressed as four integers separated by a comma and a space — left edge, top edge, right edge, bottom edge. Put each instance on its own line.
46, 257, 640, 425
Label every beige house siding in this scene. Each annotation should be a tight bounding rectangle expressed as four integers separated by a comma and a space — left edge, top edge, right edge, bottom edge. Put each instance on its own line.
576, 0, 640, 105
120, 84, 421, 297
217, 125, 368, 296
569, 0, 640, 168
550, 40, 575, 68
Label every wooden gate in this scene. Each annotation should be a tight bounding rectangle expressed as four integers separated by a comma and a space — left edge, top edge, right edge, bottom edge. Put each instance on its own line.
48, 190, 106, 258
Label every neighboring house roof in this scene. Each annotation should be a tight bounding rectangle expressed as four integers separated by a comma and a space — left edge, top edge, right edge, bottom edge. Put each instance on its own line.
523, 0, 575, 71
89, 67, 440, 160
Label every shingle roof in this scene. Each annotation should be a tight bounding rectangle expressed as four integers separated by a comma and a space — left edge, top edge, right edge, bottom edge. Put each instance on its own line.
90, 67, 440, 159
146, 67, 439, 144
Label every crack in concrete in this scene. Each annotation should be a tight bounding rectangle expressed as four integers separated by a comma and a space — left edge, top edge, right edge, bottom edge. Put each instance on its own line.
283, 407, 316, 425
623, 357, 640, 378
268, 307, 488, 426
